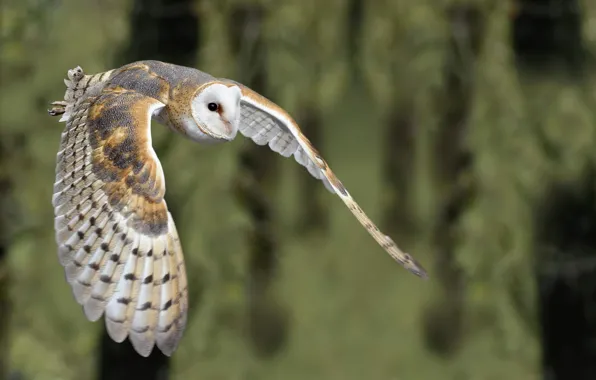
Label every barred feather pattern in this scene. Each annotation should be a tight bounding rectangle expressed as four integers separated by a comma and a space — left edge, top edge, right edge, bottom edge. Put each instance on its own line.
239, 103, 336, 193
52, 69, 189, 357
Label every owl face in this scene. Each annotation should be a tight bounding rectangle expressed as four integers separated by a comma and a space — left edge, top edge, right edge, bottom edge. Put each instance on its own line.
190, 83, 242, 143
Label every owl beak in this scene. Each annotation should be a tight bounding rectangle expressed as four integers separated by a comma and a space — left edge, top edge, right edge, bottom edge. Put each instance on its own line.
221, 119, 237, 141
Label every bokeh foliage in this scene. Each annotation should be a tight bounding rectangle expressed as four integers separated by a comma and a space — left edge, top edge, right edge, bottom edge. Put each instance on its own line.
2, 0, 596, 379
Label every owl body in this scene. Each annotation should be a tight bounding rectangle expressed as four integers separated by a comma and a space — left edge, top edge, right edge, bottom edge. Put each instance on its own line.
63, 61, 237, 143
49, 60, 427, 358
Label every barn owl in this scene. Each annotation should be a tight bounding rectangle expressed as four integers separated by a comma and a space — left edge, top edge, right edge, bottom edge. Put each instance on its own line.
48, 60, 427, 357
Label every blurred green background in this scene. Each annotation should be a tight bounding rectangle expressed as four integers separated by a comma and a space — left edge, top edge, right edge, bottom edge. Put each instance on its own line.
2, 0, 596, 379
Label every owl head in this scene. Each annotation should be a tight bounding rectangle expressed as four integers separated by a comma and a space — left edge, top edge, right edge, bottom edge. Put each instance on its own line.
185, 82, 242, 143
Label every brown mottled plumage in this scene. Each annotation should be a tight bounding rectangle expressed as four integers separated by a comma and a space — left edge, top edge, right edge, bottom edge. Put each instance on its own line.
49, 60, 427, 357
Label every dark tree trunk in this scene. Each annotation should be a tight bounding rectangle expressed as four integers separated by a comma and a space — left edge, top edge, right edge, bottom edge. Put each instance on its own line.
0, 143, 11, 380
381, 102, 416, 239
98, 0, 199, 378
229, 5, 288, 358
347, 0, 364, 76
98, 334, 169, 380
293, 11, 333, 235
534, 169, 596, 380
295, 103, 329, 234
515, 1, 596, 378
121, 0, 200, 66
512, 0, 584, 75
421, 5, 484, 358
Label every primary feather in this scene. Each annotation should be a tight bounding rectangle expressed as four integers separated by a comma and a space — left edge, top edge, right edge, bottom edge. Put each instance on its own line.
52, 63, 188, 357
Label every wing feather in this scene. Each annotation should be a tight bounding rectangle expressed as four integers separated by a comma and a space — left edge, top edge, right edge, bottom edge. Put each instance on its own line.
52, 77, 189, 357
237, 101, 334, 191
234, 85, 428, 278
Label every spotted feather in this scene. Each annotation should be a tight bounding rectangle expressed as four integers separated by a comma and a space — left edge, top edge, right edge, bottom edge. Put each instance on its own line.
52, 67, 188, 357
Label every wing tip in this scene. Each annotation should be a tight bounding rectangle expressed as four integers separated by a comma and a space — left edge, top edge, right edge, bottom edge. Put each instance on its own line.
401, 252, 429, 279
83, 299, 107, 321
156, 332, 181, 357
409, 264, 429, 280
106, 318, 129, 343
129, 332, 156, 357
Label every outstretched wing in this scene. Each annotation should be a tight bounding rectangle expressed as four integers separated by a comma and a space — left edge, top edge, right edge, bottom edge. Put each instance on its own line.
52, 86, 188, 357
234, 84, 428, 278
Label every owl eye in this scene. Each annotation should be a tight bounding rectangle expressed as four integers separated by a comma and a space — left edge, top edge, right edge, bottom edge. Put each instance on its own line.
207, 102, 219, 112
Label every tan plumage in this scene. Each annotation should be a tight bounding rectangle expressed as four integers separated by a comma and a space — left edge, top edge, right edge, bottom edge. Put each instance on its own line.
49, 60, 427, 357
